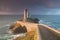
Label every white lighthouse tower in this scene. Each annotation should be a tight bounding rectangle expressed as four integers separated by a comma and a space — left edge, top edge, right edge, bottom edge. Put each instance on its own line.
23, 8, 28, 22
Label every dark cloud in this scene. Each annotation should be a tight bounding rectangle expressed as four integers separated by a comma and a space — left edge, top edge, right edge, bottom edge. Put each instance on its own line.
0, 0, 60, 15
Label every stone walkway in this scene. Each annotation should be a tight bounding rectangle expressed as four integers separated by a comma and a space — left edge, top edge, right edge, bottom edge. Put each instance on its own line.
37, 25, 60, 40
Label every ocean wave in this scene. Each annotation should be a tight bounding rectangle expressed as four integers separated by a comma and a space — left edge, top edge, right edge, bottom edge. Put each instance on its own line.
0, 33, 26, 40
39, 20, 44, 23
40, 20, 54, 26
0, 34, 13, 40
39, 19, 60, 30
11, 33, 26, 40
0, 24, 11, 29
0, 22, 14, 29
39, 20, 51, 26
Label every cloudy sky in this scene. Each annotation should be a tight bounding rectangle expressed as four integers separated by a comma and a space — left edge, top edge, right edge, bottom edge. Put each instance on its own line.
0, 0, 60, 15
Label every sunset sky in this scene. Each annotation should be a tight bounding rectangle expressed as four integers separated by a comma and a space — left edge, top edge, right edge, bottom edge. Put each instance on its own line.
0, 0, 60, 15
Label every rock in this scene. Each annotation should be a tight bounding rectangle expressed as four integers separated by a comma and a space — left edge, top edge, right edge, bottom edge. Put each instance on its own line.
9, 23, 27, 34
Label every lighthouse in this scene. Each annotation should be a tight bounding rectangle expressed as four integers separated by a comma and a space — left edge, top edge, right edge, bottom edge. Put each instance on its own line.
23, 8, 28, 22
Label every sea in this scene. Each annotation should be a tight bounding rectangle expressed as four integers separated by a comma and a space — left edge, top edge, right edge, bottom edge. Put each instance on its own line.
0, 15, 60, 40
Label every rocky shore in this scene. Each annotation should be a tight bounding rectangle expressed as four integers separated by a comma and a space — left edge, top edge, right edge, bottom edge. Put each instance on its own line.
8, 22, 27, 34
